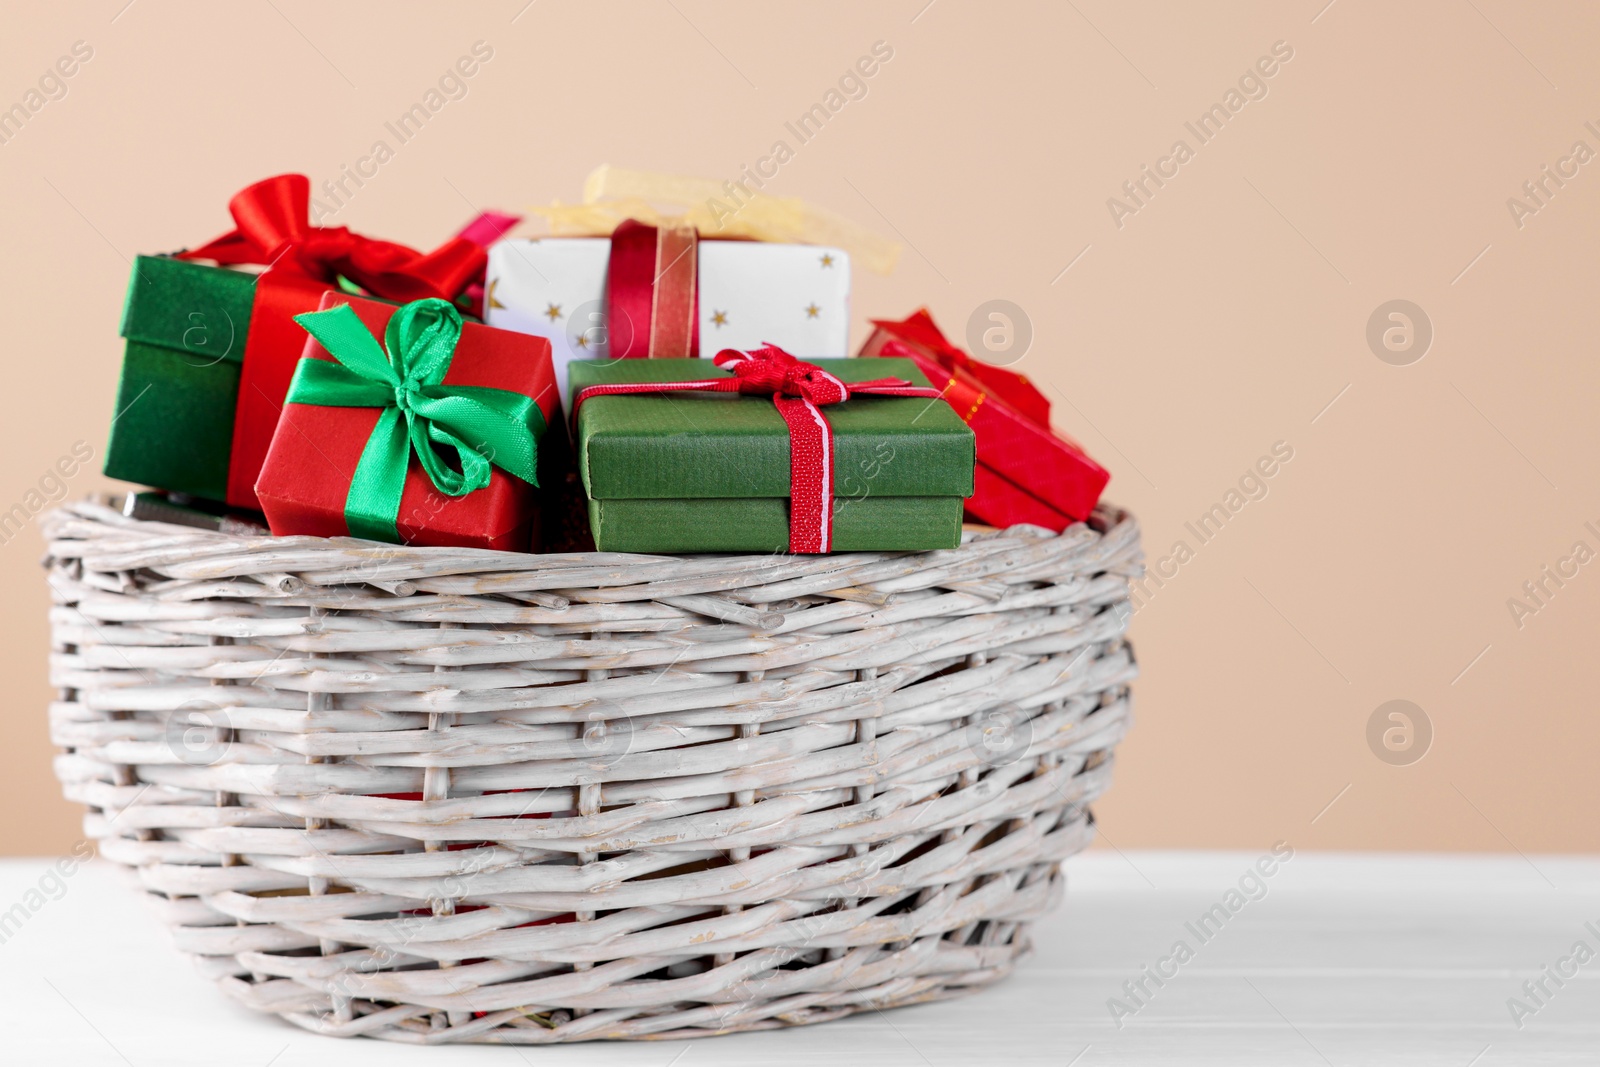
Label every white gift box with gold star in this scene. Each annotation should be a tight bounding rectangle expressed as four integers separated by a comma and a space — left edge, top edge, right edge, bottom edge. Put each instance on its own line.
485, 237, 851, 409
693, 241, 851, 356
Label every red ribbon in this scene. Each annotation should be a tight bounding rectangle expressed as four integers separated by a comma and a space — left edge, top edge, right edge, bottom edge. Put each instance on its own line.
572, 345, 941, 553
176, 174, 488, 508
605, 218, 700, 358
868, 308, 1051, 428
883, 339, 988, 423
454, 209, 523, 320
178, 173, 485, 299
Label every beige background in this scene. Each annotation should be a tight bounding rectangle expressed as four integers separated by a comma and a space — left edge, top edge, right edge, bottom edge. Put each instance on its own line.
3, 0, 1596, 856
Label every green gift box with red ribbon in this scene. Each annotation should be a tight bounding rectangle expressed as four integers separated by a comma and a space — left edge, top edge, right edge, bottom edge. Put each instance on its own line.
102, 174, 494, 509
567, 349, 975, 554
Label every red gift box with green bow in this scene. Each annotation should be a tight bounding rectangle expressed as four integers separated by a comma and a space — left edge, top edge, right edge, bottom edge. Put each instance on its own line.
255, 293, 558, 550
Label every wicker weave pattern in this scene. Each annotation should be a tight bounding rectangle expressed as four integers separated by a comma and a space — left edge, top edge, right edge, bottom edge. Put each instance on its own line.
43, 500, 1140, 1044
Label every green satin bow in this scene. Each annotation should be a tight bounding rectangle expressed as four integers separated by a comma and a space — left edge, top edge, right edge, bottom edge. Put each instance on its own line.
287, 298, 544, 543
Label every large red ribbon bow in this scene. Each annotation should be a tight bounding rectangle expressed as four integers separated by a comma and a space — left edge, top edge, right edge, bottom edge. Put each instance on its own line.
572, 345, 942, 553
175, 174, 489, 509
178, 173, 485, 300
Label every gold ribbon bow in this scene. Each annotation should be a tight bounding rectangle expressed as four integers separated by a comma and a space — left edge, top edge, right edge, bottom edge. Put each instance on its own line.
527, 165, 902, 275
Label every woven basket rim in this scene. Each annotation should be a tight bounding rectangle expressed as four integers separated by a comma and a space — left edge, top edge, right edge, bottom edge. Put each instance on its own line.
43, 495, 1139, 588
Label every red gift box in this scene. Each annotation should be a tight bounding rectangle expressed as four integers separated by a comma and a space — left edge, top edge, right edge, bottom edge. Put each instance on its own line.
861, 308, 1053, 428
860, 315, 1108, 531
255, 292, 559, 550
971, 463, 1073, 530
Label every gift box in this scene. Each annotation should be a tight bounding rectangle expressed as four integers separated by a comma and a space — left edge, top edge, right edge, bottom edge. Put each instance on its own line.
567, 350, 974, 553
255, 293, 559, 551
102, 174, 489, 510
487, 223, 851, 409
860, 310, 1108, 530
103, 255, 255, 502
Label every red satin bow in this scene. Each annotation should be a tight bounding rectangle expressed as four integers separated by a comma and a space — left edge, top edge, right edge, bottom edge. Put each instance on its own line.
572, 345, 940, 553
178, 173, 485, 302
176, 174, 489, 510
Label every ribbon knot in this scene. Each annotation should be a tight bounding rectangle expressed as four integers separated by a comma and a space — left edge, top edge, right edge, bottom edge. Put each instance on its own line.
394, 380, 418, 414
286, 298, 547, 544
571, 345, 942, 553
717, 344, 851, 405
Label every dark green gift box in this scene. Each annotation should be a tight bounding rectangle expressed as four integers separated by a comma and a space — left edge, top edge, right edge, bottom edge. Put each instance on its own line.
568, 357, 975, 553
103, 256, 255, 502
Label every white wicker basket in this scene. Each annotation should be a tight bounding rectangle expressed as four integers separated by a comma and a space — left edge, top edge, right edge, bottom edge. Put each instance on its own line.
43, 498, 1140, 1044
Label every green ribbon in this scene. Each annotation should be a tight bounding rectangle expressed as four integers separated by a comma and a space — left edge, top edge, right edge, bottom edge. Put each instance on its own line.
287, 298, 544, 543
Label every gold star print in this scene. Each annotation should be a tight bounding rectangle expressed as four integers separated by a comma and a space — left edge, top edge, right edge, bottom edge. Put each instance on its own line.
574, 333, 590, 349
710, 309, 729, 327
819, 253, 835, 268
804, 303, 821, 319
487, 278, 505, 310
544, 303, 562, 322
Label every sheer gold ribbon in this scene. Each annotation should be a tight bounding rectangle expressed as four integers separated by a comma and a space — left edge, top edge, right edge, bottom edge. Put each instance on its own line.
528, 165, 901, 275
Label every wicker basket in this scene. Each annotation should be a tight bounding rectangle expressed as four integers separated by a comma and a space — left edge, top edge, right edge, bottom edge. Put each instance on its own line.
43, 499, 1140, 1044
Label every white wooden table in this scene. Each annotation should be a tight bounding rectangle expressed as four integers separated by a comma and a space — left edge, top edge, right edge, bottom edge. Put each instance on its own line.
3, 852, 1595, 1065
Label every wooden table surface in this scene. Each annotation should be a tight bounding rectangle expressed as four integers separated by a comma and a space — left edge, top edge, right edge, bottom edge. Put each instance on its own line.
3, 851, 1595, 1065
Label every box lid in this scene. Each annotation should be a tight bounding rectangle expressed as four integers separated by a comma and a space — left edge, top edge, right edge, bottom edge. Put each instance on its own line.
120, 255, 255, 365
569, 357, 975, 500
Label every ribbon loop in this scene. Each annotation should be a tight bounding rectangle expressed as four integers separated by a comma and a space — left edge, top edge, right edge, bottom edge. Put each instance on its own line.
179, 174, 487, 303
287, 298, 545, 544
227, 172, 310, 257
296, 302, 399, 387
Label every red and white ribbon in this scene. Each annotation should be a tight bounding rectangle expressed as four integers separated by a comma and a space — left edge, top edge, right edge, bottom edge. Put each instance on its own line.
571, 345, 941, 553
